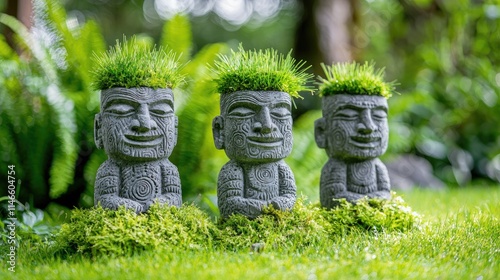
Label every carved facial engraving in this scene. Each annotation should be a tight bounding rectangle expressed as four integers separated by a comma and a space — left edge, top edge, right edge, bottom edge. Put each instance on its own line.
220, 91, 293, 163
98, 87, 177, 161
323, 94, 388, 161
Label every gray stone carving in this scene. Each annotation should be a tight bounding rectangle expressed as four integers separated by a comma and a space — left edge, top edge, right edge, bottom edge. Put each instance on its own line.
213, 91, 296, 219
94, 87, 181, 213
315, 94, 391, 208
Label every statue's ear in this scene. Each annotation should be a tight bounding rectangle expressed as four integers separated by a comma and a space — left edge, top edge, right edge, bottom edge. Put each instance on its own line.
94, 114, 104, 149
314, 118, 326, 149
212, 116, 225, 150
173, 116, 178, 147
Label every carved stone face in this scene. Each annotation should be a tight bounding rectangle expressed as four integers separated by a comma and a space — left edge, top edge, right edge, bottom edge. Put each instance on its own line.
95, 87, 177, 161
213, 91, 293, 163
318, 94, 388, 161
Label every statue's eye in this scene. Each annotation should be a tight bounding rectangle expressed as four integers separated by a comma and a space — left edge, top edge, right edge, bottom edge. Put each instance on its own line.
335, 109, 358, 119
228, 107, 255, 118
105, 104, 135, 115
271, 107, 291, 118
150, 103, 173, 116
372, 109, 387, 120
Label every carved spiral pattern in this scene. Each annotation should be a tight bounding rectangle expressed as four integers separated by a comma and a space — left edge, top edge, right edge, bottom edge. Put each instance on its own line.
331, 127, 347, 148
233, 133, 246, 148
127, 177, 155, 202
253, 166, 274, 184
350, 161, 372, 183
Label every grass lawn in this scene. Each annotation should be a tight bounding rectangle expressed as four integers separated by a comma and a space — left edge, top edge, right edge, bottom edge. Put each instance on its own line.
1, 187, 499, 280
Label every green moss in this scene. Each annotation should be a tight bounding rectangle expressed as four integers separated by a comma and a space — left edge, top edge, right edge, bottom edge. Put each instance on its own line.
318, 61, 397, 98
321, 194, 422, 235
92, 36, 184, 90
211, 44, 313, 98
216, 198, 329, 251
53, 194, 419, 256
56, 203, 217, 256
216, 194, 420, 251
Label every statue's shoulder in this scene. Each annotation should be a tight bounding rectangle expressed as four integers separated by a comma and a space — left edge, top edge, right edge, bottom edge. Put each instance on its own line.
219, 160, 243, 180
323, 157, 346, 170
96, 159, 119, 177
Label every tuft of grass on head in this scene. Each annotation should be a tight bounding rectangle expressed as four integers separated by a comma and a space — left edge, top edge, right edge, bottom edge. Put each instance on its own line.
318, 61, 397, 98
55, 203, 217, 257
210, 44, 314, 98
92, 36, 184, 90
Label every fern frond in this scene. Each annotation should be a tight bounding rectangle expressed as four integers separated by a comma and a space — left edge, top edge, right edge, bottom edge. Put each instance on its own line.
161, 14, 192, 63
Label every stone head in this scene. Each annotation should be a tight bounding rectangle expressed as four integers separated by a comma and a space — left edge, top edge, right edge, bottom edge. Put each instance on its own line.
94, 87, 178, 161
315, 94, 388, 161
212, 91, 293, 164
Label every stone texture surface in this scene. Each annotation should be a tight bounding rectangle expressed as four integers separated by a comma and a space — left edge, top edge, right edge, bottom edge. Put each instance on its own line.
315, 94, 391, 208
213, 91, 296, 219
94, 87, 181, 213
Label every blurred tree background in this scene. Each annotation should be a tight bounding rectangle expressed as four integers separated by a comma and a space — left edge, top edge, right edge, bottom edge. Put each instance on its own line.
1, 0, 499, 214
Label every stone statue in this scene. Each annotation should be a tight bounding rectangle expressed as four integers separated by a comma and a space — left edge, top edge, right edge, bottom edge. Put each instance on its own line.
315, 94, 391, 208
212, 91, 296, 219
94, 87, 182, 213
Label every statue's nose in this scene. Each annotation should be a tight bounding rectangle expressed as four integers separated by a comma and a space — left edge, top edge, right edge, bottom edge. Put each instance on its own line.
253, 107, 277, 134
132, 104, 157, 132
357, 110, 377, 134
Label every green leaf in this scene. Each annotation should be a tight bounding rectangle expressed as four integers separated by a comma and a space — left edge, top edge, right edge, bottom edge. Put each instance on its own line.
161, 14, 193, 63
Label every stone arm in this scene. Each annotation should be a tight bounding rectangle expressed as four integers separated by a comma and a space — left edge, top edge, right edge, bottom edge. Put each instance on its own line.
271, 162, 296, 211
217, 161, 268, 219
320, 159, 364, 208
94, 160, 144, 213
368, 158, 391, 200
159, 161, 182, 208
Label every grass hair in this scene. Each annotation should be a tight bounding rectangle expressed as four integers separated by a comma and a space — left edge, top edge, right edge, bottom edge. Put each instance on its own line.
318, 61, 397, 98
211, 44, 314, 98
92, 36, 185, 90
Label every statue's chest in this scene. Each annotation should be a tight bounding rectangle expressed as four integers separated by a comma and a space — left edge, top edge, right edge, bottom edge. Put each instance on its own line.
346, 161, 377, 194
244, 163, 279, 201
120, 163, 162, 204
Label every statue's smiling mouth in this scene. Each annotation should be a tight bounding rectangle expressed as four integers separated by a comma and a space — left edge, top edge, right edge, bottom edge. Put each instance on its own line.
350, 136, 380, 148
247, 137, 283, 147
124, 134, 162, 146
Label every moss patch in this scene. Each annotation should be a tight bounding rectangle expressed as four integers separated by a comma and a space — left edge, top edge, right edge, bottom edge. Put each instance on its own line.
56, 203, 217, 256
54, 194, 420, 256
92, 36, 184, 90
216, 198, 328, 251
318, 61, 397, 98
216, 193, 421, 251
211, 44, 313, 98
322, 195, 422, 235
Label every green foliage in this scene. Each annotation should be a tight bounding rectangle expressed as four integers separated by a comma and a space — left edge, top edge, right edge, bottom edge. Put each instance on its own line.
0, 200, 60, 245
92, 37, 184, 90
0, 0, 106, 206
318, 61, 397, 98
362, 0, 500, 184
56, 203, 217, 256
211, 44, 313, 98
161, 14, 192, 64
